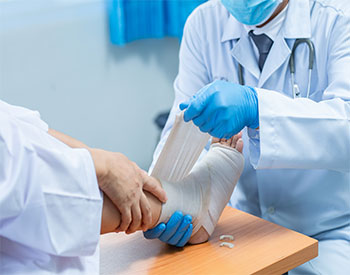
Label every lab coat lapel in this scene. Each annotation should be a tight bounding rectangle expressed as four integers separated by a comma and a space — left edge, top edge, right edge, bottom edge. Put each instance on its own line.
231, 33, 260, 81
258, 35, 291, 87
258, 0, 311, 88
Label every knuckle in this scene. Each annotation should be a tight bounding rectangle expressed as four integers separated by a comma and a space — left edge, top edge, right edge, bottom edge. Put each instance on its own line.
120, 206, 128, 215
128, 190, 135, 199
136, 180, 142, 189
131, 189, 139, 199
122, 198, 131, 207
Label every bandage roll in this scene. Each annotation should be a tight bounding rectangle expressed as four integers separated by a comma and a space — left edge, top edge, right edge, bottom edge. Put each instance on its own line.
151, 111, 210, 182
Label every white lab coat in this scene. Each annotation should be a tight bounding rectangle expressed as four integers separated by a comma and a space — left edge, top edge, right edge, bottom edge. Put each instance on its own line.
0, 100, 103, 274
151, 0, 350, 273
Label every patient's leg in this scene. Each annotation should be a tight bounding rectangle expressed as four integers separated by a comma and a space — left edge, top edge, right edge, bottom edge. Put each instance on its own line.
189, 135, 243, 243
159, 135, 244, 244
101, 191, 162, 234
101, 135, 244, 243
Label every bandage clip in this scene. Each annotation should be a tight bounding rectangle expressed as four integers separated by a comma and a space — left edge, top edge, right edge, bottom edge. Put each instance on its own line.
219, 234, 235, 249
219, 242, 234, 249
219, 234, 234, 241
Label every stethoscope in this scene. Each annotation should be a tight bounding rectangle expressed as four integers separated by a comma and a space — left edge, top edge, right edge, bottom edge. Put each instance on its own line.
238, 38, 315, 99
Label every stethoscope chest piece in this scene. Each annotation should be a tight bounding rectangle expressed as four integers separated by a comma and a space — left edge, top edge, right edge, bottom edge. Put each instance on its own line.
293, 84, 301, 98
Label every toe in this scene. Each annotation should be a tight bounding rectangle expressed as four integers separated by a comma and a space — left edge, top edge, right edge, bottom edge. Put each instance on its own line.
219, 138, 231, 147
211, 137, 221, 144
231, 135, 239, 148
235, 138, 243, 153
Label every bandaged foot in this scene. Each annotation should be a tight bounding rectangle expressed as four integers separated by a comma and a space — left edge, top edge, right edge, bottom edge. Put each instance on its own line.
157, 135, 244, 244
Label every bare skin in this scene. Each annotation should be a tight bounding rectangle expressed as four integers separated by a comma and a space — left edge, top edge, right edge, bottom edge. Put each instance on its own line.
101, 191, 162, 234
49, 128, 243, 243
48, 129, 167, 233
101, 133, 244, 245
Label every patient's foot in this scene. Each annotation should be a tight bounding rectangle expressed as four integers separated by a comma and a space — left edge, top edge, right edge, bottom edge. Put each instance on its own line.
189, 134, 243, 244
158, 133, 244, 244
211, 133, 243, 154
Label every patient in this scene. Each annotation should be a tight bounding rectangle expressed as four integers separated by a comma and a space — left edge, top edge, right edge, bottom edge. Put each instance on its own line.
101, 134, 244, 244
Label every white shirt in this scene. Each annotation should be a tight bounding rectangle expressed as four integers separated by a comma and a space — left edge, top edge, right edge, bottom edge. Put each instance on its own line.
245, 3, 289, 41
0, 100, 103, 274
244, 4, 289, 63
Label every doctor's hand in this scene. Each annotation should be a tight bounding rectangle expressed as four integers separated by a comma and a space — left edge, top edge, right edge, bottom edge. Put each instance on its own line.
180, 80, 259, 139
90, 149, 167, 234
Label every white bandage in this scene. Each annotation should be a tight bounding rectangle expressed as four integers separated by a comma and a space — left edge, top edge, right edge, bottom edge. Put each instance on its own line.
200, 143, 244, 236
151, 112, 210, 182
158, 143, 244, 235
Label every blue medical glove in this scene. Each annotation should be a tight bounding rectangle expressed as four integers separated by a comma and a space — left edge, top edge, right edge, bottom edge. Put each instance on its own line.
179, 80, 259, 139
143, 211, 193, 247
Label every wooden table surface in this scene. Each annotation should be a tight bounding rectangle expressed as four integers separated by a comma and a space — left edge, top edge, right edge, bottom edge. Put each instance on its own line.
100, 207, 318, 275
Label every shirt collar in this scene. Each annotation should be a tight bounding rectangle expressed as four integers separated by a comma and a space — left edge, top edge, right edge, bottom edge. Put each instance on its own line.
221, 0, 311, 43
244, 3, 289, 42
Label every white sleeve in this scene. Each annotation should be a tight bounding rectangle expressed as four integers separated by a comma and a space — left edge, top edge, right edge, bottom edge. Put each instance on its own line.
250, 89, 350, 172
0, 100, 49, 131
0, 104, 102, 257
249, 14, 350, 172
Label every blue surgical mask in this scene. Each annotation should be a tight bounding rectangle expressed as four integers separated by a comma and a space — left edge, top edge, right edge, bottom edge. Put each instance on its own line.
221, 0, 282, 26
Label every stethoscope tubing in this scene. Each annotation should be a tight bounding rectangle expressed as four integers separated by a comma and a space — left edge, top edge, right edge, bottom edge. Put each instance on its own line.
237, 38, 315, 99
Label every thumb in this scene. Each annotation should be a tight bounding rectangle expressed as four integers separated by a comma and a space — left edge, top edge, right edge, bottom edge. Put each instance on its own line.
182, 84, 212, 122
142, 172, 168, 203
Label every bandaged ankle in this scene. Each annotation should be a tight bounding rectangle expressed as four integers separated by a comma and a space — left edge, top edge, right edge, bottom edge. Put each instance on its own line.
158, 143, 244, 235
158, 158, 211, 234
151, 112, 210, 182
200, 143, 244, 236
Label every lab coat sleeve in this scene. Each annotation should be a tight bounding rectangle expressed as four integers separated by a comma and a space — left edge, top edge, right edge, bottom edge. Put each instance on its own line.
0, 105, 102, 257
149, 8, 210, 172
0, 100, 49, 132
250, 14, 350, 172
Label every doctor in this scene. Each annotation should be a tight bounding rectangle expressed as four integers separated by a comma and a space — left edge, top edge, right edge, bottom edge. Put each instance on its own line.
145, 0, 350, 273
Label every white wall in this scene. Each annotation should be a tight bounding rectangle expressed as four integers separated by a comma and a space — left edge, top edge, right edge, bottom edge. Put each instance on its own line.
0, 0, 179, 169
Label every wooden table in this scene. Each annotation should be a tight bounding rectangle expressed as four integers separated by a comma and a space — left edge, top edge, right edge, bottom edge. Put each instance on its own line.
100, 207, 318, 275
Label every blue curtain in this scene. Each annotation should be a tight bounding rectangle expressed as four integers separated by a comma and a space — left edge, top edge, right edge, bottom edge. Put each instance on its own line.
108, 0, 207, 46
